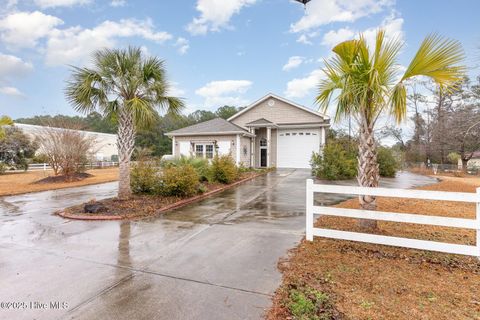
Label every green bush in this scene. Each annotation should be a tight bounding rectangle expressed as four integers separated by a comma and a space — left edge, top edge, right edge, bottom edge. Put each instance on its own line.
158, 164, 200, 197
210, 155, 238, 184
287, 287, 332, 320
377, 147, 398, 177
311, 142, 357, 180
31, 154, 49, 164
130, 161, 159, 194
165, 156, 212, 182
0, 162, 6, 174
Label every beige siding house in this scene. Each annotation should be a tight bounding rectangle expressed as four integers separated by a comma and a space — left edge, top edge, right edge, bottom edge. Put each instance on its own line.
165, 93, 330, 168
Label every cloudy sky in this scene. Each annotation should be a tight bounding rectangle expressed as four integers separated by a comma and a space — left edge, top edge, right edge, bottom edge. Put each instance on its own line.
0, 0, 479, 120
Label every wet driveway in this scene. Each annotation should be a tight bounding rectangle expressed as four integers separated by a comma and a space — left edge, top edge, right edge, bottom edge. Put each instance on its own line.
0, 170, 436, 320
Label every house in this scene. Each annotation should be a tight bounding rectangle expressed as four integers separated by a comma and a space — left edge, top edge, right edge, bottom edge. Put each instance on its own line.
458, 151, 480, 169
14, 123, 119, 162
165, 93, 330, 169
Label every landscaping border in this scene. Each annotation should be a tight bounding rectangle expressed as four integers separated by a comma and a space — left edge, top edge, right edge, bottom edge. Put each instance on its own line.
56, 170, 269, 221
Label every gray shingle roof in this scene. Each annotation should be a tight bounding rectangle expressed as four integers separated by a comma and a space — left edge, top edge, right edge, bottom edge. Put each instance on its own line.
166, 118, 250, 136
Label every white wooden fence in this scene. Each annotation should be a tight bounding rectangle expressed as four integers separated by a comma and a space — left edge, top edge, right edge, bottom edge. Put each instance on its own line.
21, 162, 119, 172
306, 179, 480, 257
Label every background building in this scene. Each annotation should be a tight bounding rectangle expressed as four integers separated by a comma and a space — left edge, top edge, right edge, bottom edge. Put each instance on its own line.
14, 123, 118, 162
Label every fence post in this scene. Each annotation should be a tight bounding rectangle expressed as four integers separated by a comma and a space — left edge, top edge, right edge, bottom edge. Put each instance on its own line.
477, 188, 480, 258
306, 179, 314, 241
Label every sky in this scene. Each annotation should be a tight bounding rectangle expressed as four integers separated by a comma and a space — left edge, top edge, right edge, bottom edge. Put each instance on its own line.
0, 0, 479, 124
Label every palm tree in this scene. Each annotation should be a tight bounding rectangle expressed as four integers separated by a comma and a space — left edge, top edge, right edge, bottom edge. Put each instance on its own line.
66, 47, 184, 199
317, 30, 465, 229
0, 115, 13, 140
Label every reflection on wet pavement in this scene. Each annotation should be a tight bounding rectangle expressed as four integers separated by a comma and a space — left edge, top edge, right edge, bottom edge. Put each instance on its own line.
0, 170, 436, 320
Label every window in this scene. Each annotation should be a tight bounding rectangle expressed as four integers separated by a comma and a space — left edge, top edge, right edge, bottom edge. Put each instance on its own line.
292, 133, 297, 136
305, 132, 311, 135
260, 138, 267, 147
195, 144, 214, 159
299, 132, 304, 135
195, 145, 204, 158
285, 133, 290, 136
206, 145, 214, 159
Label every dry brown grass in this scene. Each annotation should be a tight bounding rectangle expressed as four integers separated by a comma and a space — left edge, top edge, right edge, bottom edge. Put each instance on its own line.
0, 167, 118, 196
267, 177, 480, 320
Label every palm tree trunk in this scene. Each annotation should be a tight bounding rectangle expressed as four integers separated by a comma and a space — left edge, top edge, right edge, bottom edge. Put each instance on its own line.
117, 108, 136, 199
357, 118, 379, 229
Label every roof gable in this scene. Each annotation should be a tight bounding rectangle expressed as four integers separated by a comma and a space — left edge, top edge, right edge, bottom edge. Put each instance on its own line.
228, 93, 329, 122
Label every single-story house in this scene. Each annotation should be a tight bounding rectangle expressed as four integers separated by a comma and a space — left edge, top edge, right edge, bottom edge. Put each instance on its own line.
165, 93, 330, 169
14, 123, 119, 162
458, 151, 480, 169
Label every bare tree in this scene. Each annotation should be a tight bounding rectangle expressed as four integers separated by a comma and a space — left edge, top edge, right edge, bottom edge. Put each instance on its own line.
35, 122, 97, 180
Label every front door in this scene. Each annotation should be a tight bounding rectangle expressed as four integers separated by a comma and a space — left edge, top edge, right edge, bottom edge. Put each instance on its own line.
260, 148, 267, 167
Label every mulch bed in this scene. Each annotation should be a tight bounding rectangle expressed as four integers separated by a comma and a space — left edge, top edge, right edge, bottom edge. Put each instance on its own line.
57, 171, 265, 221
267, 178, 480, 320
34, 172, 93, 184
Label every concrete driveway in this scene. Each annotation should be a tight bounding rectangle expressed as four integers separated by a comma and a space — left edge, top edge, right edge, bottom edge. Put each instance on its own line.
0, 169, 436, 320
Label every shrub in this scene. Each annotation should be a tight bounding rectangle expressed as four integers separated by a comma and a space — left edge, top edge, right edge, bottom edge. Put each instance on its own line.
165, 156, 212, 182
0, 162, 6, 174
287, 286, 332, 320
311, 142, 357, 180
130, 160, 159, 194
158, 164, 200, 197
447, 152, 460, 165
377, 147, 398, 177
31, 154, 49, 164
211, 155, 238, 184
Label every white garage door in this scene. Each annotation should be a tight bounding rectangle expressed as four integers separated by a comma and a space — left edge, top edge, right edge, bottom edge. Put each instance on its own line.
277, 129, 321, 168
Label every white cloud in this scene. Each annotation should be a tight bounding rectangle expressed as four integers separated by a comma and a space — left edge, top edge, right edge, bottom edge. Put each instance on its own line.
168, 82, 186, 97
0, 53, 33, 78
110, 0, 126, 7
195, 80, 252, 107
296, 34, 312, 45
284, 69, 323, 99
0, 86, 23, 97
174, 37, 189, 55
0, 11, 63, 48
321, 12, 404, 50
290, 0, 393, 33
0, 53, 33, 99
34, 0, 90, 8
45, 19, 172, 65
186, 0, 257, 35
282, 56, 304, 71
362, 12, 404, 48
321, 27, 355, 48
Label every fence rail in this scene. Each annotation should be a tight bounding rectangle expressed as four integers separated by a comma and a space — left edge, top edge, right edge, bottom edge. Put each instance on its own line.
13, 162, 119, 172
306, 179, 480, 257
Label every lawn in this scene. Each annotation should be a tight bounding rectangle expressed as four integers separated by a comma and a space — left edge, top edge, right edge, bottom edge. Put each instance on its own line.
267, 174, 480, 320
0, 167, 119, 196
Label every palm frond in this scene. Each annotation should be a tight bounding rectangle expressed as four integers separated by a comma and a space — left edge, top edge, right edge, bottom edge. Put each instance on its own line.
401, 33, 465, 89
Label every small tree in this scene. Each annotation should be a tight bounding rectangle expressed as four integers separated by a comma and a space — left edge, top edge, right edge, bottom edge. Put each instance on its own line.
447, 152, 460, 165
317, 30, 465, 229
0, 115, 13, 140
0, 127, 37, 170
36, 125, 97, 179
